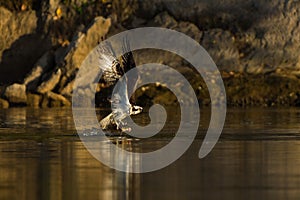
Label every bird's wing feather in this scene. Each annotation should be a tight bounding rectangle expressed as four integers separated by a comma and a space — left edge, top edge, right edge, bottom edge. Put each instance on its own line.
97, 41, 122, 86
120, 38, 136, 72
119, 38, 139, 100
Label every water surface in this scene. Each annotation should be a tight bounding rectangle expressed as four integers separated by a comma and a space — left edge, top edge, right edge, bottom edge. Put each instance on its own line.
0, 108, 300, 200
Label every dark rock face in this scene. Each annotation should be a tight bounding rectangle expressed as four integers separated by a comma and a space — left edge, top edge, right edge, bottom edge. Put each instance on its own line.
24, 51, 55, 91
0, 7, 37, 57
0, 3, 111, 107
136, 0, 300, 74
132, 12, 202, 69
37, 68, 62, 94
201, 29, 241, 72
0, 7, 52, 84
1, 0, 300, 107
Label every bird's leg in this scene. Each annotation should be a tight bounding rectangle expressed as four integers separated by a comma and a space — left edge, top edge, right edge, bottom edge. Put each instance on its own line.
116, 120, 132, 132
100, 113, 114, 130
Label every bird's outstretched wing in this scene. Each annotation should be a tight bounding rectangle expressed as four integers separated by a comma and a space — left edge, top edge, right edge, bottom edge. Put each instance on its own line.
97, 38, 137, 88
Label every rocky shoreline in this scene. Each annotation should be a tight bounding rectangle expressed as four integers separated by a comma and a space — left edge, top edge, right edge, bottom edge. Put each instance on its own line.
1, 0, 300, 108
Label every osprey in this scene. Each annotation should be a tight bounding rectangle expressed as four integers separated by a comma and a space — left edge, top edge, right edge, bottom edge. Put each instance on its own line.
97, 38, 142, 132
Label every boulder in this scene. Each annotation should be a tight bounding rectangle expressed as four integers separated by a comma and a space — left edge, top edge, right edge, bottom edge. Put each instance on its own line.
47, 92, 71, 107
40, 94, 50, 108
27, 93, 41, 108
4, 84, 27, 104
55, 16, 111, 96
61, 16, 111, 78
60, 80, 74, 97
0, 98, 9, 108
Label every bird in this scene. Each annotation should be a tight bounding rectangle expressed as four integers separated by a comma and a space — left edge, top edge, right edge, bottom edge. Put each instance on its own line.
97, 38, 142, 132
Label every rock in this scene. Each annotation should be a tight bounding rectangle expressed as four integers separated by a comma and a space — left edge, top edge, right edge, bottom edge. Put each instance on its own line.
40, 94, 50, 108
0, 7, 37, 57
47, 92, 71, 107
135, 0, 165, 19
148, 11, 178, 28
0, 7, 52, 84
147, 12, 202, 41
40, 91, 71, 107
109, 0, 138, 23
0, 98, 9, 108
37, 68, 62, 94
201, 29, 241, 72
61, 16, 111, 79
4, 84, 27, 104
60, 80, 74, 97
135, 0, 300, 74
24, 51, 55, 91
54, 16, 111, 96
27, 93, 41, 108
133, 12, 203, 68
49, 0, 61, 13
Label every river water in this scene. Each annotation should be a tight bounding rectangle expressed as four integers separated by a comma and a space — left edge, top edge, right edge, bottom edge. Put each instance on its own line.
0, 108, 300, 200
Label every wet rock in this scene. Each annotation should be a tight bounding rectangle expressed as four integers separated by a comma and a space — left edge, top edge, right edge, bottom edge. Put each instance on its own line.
27, 93, 41, 108
4, 84, 27, 104
37, 68, 62, 94
0, 98, 9, 108
40, 94, 50, 108
60, 80, 74, 97
47, 91, 71, 107
24, 51, 55, 91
